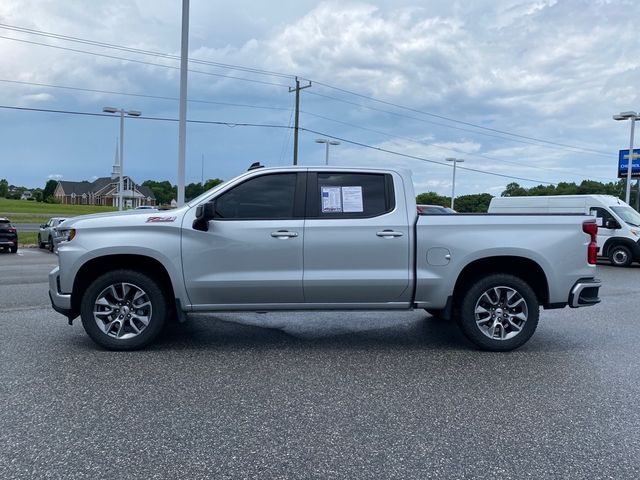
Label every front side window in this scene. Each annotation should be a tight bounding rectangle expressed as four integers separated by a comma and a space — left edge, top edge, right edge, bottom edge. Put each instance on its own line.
311, 173, 393, 218
590, 207, 616, 228
214, 173, 297, 220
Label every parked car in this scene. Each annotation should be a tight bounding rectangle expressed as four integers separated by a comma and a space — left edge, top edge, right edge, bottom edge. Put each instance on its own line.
39, 217, 69, 252
417, 204, 457, 214
52, 220, 75, 254
0, 217, 18, 253
50, 166, 601, 352
134, 206, 156, 210
489, 194, 640, 267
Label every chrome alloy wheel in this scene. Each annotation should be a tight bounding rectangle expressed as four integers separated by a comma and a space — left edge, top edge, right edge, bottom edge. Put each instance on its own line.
93, 282, 152, 339
612, 249, 629, 265
474, 286, 528, 341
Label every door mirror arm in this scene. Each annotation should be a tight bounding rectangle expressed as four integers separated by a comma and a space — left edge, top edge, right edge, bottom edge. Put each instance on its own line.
193, 201, 216, 231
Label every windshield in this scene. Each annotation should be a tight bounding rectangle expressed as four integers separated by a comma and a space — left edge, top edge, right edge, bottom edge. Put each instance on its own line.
611, 206, 640, 227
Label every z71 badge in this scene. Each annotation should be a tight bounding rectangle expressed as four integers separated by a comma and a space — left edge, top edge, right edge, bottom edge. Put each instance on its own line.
146, 216, 177, 223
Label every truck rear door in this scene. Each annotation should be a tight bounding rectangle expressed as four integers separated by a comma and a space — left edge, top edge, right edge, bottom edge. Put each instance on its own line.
302, 171, 412, 305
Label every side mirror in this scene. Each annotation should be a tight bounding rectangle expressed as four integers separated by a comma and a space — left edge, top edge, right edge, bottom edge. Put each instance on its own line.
605, 219, 618, 229
193, 201, 216, 231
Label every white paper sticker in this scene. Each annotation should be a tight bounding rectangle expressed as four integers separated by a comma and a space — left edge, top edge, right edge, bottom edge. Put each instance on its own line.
342, 186, 363, 213
321, 186, 342, 212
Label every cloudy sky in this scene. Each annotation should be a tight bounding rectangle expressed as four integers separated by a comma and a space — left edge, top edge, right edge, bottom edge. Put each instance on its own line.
0, 0, 638, 197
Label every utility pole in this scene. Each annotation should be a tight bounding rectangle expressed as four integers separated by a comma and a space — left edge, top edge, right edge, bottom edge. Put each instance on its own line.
288, 76, 311, 165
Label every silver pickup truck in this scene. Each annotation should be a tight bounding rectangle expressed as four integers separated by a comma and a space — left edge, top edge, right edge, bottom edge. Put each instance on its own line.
49, 166, 601, 351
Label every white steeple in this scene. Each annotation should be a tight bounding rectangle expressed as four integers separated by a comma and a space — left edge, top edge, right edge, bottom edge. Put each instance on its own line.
111, 139, 120, 180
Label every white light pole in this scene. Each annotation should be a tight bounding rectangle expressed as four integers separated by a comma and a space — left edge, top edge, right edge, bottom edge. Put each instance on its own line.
103, 107, 141, 210
446, 157, 464, 210
177, 0, 190, 207
613, 111, 640, 207
315, 138, 340, 165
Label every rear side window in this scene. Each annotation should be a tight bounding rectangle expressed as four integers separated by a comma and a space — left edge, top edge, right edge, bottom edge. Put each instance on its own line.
307, 172, 395, 218
214, 173, 298, 220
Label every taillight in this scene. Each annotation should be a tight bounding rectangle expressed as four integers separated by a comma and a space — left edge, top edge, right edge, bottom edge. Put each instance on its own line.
8, 228, 16, 233
583, 220, 598, 265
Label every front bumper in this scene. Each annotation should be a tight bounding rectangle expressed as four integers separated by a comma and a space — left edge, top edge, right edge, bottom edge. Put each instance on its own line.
49, 266, 74, 317
568, 278, 601, 308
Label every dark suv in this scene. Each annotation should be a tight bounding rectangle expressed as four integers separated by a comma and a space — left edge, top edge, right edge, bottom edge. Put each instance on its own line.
0, 218, 18, 253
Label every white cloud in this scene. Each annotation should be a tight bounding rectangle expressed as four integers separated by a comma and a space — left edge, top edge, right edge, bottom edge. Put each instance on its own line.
47, 174, 63, 180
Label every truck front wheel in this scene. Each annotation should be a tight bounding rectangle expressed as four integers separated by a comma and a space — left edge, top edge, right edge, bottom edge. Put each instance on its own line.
456, 274, 539, 351
80, 270, 168, 350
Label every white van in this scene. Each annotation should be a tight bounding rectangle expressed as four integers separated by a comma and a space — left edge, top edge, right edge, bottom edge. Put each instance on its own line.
488, 195, 640, 267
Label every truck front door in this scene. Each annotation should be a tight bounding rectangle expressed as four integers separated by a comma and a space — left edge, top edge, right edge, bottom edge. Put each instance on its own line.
182, 172, 306, 307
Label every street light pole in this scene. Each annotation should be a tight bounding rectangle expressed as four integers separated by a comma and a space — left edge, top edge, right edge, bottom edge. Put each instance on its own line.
315, 138, 340, 165
103, 107, 141, 210
613, 111, 639, 206
446, 157, 464, 210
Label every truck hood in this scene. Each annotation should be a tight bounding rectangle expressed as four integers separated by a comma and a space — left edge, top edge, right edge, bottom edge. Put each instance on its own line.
58, 209, 186, 230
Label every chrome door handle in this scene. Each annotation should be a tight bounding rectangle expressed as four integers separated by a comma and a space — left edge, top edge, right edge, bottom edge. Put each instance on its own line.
376, 230, 404, 238
271, 230, 298, 238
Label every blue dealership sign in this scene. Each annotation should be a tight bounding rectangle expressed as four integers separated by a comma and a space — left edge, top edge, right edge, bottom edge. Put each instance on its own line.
618, 149, 640, 178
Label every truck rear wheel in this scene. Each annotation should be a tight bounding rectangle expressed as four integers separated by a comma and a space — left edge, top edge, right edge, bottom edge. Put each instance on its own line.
456, 274, 539, 351
609, 245, 632, 267
80, 269, 168, 350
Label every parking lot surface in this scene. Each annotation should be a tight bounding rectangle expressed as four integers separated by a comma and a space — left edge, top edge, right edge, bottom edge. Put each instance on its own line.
1, 249, 640, 479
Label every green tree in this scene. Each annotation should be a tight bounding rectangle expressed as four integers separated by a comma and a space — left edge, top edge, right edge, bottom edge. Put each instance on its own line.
42, 179, 58, 203
0, 178, 8, 197
185, 182, 205, 200
142, 180, 177, 206
501, 182, 528, 197
416, 191, 450, 207
204, 178, 224, 191
454, 193, 494, 213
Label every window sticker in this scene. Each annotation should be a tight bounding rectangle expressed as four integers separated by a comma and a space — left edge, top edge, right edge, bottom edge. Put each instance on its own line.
321, 186, 342, 212
342, 186, 363, 213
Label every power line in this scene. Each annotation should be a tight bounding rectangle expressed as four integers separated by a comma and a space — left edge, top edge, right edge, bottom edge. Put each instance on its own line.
0, 103, 562, 185
0, 23, 294, 80
0, 35, 290, 88
0, 79, 290, 112
0, 104, 291, 128
305, 90, 611, 158
0, 76, 609, 181
301, 109, 614, 182
308, 80, 612, 156
300, 127, 557, 185
0, 22, 612, 158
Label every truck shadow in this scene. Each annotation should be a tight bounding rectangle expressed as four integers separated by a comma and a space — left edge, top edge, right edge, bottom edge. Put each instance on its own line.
152, 312, 469, 352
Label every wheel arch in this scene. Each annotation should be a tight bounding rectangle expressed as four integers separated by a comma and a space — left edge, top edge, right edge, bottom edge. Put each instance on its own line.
71, 254, 177, 315
452, 256, 549, 307
601, 237, 640, 259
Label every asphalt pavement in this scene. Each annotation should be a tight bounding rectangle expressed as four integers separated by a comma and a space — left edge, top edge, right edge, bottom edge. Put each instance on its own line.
1, 249, 639, 479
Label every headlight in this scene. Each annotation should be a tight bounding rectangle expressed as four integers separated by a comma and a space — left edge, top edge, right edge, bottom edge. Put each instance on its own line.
56, 229, 76, 241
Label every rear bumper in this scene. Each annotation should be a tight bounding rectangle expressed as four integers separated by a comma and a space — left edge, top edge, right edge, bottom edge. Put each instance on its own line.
0, 239, 17, 246
568, 278, 601, 308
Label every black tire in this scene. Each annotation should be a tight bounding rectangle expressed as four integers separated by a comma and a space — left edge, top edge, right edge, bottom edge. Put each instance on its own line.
10, 245, 17, 253
455, 273, 539, 352
38, 234, 45, 248
80, 269, 169, 350
609, 245, 632, 267
47, 237, 54, 252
